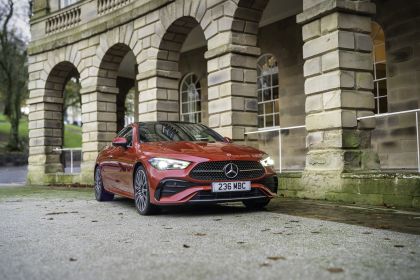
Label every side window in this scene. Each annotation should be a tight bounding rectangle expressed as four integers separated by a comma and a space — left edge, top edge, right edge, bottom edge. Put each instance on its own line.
117, 126, 133, 147
122, 127, 133, 147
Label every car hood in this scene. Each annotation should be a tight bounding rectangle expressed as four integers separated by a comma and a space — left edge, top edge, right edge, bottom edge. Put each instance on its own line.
141, 141, 266, 161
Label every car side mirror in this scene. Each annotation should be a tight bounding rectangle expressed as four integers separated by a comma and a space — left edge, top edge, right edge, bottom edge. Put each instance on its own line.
224, 137, 233, 143
112, 137, 128, 148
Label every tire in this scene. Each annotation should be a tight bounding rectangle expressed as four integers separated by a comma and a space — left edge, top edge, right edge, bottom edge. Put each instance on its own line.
242, 198, 270, 210
94, 167, 114, 201
133, 166, 160, 215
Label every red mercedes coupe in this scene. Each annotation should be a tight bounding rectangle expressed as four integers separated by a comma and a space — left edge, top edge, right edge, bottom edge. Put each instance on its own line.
94, 122, 278, 215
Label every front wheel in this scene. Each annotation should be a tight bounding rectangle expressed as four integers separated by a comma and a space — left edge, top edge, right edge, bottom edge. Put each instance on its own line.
134, 166, 160, 215
242, 198, 270, 210
94, 167, 114, 201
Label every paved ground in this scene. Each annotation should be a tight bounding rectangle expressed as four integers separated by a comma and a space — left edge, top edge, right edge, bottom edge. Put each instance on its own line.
0, 165, 27, 186
0, 187, 419, 280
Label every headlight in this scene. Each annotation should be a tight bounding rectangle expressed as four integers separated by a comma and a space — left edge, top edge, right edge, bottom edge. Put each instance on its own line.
260, 156, 275, 167
148, 158, 191, 170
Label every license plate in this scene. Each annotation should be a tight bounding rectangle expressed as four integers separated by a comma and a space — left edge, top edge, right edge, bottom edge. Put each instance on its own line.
211, 181, 251, 192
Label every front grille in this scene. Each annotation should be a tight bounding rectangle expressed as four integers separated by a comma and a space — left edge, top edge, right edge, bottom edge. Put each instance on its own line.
189, 161, 265, 181
190, 188, 266, 202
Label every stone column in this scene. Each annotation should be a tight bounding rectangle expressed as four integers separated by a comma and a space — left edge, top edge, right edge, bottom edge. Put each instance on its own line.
137, 70, 180, 122
80, 86, 117, 184
205, 45, 260, 142
27, 99, 63, 184
297, 0, 378, 196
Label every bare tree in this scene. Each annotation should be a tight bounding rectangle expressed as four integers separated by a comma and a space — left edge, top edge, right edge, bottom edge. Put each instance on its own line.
0, 0, 28, 151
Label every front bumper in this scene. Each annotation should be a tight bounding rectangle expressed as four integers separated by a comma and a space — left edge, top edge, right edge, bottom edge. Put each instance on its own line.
153, 176, 278, 205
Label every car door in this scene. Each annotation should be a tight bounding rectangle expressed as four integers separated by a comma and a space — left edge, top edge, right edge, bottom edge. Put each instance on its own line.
101, 127, 129, 190
114, 126, 137, 194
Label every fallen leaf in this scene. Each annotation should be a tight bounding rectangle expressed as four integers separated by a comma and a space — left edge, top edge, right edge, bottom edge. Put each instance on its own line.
46, 211, 68, 215
267, 256, 286, 261
164, 227, 173, 230
194, 233, 206, 236
362, 232, 372, 235
327, 268, 344, 273
259, 262, 271, 267
272, 232, 283, 235
394, 245, 405, 248
69, 257, 77, 262
213, 218, 222, 221
310, 231, 321, 234
261, 229, 270, 232
183, 244, 190, 248
91, 220, 98, 223
237, 241, 246, 244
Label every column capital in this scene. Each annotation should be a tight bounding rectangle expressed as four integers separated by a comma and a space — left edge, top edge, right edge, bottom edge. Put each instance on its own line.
136, 69, 181, 82
297, 0, 376, 25
204, 43, 260, 60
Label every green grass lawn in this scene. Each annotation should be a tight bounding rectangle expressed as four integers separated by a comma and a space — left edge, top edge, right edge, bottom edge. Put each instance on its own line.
0, 114, 82, 149
64, 124, 82, 148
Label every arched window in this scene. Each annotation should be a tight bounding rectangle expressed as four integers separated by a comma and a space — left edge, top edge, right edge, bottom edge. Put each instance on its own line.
371, 22, 388, 114
257, 54, 280, 128
180, 73, 201, 123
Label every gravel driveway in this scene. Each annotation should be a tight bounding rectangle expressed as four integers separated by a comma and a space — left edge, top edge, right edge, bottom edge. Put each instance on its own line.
0, 187, 419, 280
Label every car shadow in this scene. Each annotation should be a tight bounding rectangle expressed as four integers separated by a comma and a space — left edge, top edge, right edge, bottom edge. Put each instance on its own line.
111, 196, 262, 217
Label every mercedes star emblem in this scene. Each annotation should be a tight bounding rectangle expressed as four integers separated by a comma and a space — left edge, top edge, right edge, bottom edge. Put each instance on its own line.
223, 163, 239, 179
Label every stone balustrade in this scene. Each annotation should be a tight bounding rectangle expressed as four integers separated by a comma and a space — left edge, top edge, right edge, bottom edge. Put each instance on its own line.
97, 0, 132, 15
45, 5, 81, 34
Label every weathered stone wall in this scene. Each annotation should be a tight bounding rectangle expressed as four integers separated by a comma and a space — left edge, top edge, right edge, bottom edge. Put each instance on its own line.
371, 0, 420, 170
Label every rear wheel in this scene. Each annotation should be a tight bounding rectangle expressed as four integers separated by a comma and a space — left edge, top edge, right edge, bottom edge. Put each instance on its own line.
242, 198, 270, 210
134, 166, 160, 215
94, 167, 114, 201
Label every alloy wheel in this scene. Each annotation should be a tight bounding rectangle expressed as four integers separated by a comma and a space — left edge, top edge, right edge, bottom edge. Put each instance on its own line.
134, 168, 148, 212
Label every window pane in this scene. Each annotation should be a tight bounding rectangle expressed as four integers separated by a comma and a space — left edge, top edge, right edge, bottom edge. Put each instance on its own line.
378, 80, 387, 97
263, 89, 271, 101
379, 97, 388, 114
265, 102, 273, 114
266, 115, 274, 127
376, 63, 386, 80
258, 116, 264, 128
258, 103, 264, 115
272, 74, 278, 86
272, 87, 279, 99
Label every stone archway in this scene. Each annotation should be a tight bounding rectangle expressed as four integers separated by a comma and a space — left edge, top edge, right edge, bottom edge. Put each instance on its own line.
28, 61, 80, 183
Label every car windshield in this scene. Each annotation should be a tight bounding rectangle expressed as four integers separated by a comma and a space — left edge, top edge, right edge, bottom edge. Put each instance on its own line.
138, 122, 225, 143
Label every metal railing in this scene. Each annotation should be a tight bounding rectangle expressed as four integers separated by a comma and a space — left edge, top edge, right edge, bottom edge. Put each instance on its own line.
53, 147, 82, 174
244, 125, 306, 173
244, 109, 420, 173
357, 108, 420, 172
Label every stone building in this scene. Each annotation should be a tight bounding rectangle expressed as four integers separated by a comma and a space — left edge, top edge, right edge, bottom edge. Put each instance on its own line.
28, 0, 420, 207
